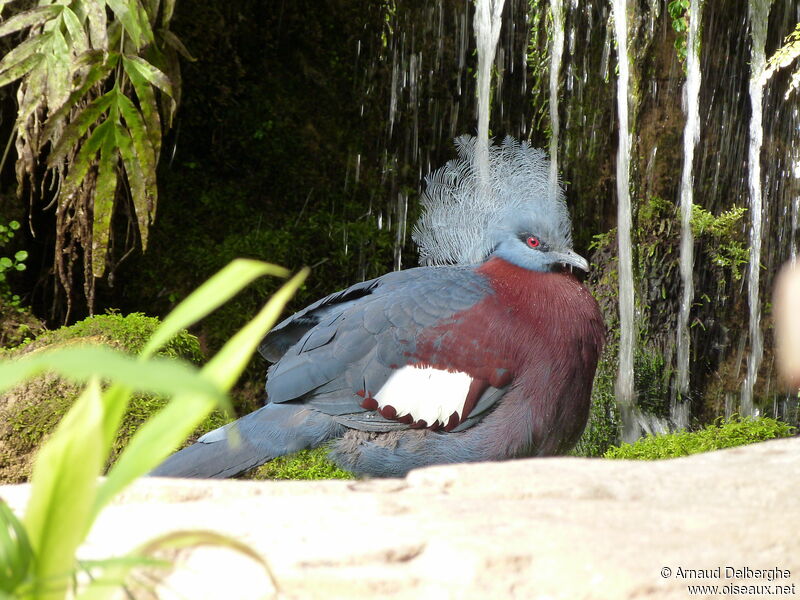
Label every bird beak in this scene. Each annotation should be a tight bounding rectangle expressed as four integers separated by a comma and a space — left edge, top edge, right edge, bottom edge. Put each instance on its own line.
553, 250, 590, 273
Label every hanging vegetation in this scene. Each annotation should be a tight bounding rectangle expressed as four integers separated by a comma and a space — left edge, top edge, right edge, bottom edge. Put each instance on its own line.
763, 21, 800, 98
0, 0, 191, 316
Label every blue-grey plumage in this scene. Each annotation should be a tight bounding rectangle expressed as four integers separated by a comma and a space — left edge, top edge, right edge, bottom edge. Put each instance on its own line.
151, 136, 606, 479
151, 403, 343, 478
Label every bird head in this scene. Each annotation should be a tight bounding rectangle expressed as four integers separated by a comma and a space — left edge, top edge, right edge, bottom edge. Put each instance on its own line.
413, 135, 588, 274
488, 208, 590, 274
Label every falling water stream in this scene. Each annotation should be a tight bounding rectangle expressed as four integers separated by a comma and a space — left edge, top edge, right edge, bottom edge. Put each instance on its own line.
674, 0, 703, 428
473, 0, 506, 181
741, 0, 771, 416
611, 0, 637, 440
548, 0, 565, 190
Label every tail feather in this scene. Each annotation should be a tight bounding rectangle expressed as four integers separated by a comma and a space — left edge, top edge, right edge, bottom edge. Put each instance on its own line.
150, 403, 341, 479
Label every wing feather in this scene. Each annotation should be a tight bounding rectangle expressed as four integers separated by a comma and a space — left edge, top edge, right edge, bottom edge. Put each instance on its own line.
263, 264, 511, 433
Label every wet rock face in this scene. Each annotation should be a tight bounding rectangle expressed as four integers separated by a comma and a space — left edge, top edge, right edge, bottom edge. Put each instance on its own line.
2, 437, 799, 599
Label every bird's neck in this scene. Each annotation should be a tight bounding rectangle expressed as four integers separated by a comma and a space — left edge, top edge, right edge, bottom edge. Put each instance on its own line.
475, 256, 605, 455
477, 256, 582, 309
475, 255, 605, 369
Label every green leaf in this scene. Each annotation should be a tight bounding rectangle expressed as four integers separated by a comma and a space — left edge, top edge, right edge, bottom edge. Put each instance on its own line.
15, 67, 46, 130
92, 114, 120, 278
0, 258, 11, 268
161, 0, 176, 27
44, 27, 73, 112
79, 531, 273, 600
115, 90, 156, 192
93, 383, 132, 468
47, 89, 116, 167
106, 18, 122, 50
60, 117, 113, 201
116, 126, 153, 249
95, 390, 222, 515
122, 54, 162, 153
135, 0, 154, 44
0, 5, 61, 38
41, 51, 117, 140
141, 259, 290, 359
80, 0, 108, 50
0, 33, 47, 87
203, 269, 309, 390
0, 345, 226, 401
73, 557, 168, 600
59, 6, 88, 54
141, 0, 159, 22
8, 221, 19, 230
0, 498, 33, 594
142, 531, 276, 591
13, 250, 27, 261
141, 530, 269, 568
105, 0, 141, 47
24, 378, 105, 600
98, 268, 304, 507
121, 54, 174, 98
106, 0, 152, 49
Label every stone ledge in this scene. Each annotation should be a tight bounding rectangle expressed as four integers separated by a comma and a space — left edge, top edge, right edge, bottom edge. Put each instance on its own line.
2, 437, 799, 599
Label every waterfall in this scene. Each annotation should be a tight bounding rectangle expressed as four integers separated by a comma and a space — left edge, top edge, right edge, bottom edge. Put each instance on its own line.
741, 0, 771, 415
473, 0, 506, 181
548, 0, 565, 191
612, 0, 637, 440
674, 0, 704, 428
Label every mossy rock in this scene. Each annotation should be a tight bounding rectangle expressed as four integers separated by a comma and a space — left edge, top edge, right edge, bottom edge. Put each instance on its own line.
0, 312, 229, 483
249, 447, 354, 481
603, 416, 797, 460
11, 312, 205, 360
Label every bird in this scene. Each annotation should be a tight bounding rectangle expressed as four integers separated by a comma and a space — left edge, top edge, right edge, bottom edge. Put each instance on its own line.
151, 136, 605, 479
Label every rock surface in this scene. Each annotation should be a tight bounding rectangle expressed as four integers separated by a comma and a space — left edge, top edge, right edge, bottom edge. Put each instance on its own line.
2, 438, 799, 599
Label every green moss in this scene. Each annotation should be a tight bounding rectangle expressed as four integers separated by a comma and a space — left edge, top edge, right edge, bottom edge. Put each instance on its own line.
250, 447, 354, 480
17, 312, 204, 363
0, 313, 225, 483
604, 416, 796, 460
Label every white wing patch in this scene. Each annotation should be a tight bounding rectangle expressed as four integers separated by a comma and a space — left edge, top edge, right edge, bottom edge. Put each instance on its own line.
374, 366, 473, 426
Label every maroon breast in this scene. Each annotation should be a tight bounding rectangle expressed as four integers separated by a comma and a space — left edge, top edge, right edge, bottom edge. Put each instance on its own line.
413, 257, 605, 452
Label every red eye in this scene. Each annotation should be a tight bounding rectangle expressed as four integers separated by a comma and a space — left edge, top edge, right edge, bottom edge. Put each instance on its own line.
526, 236, 540, 249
